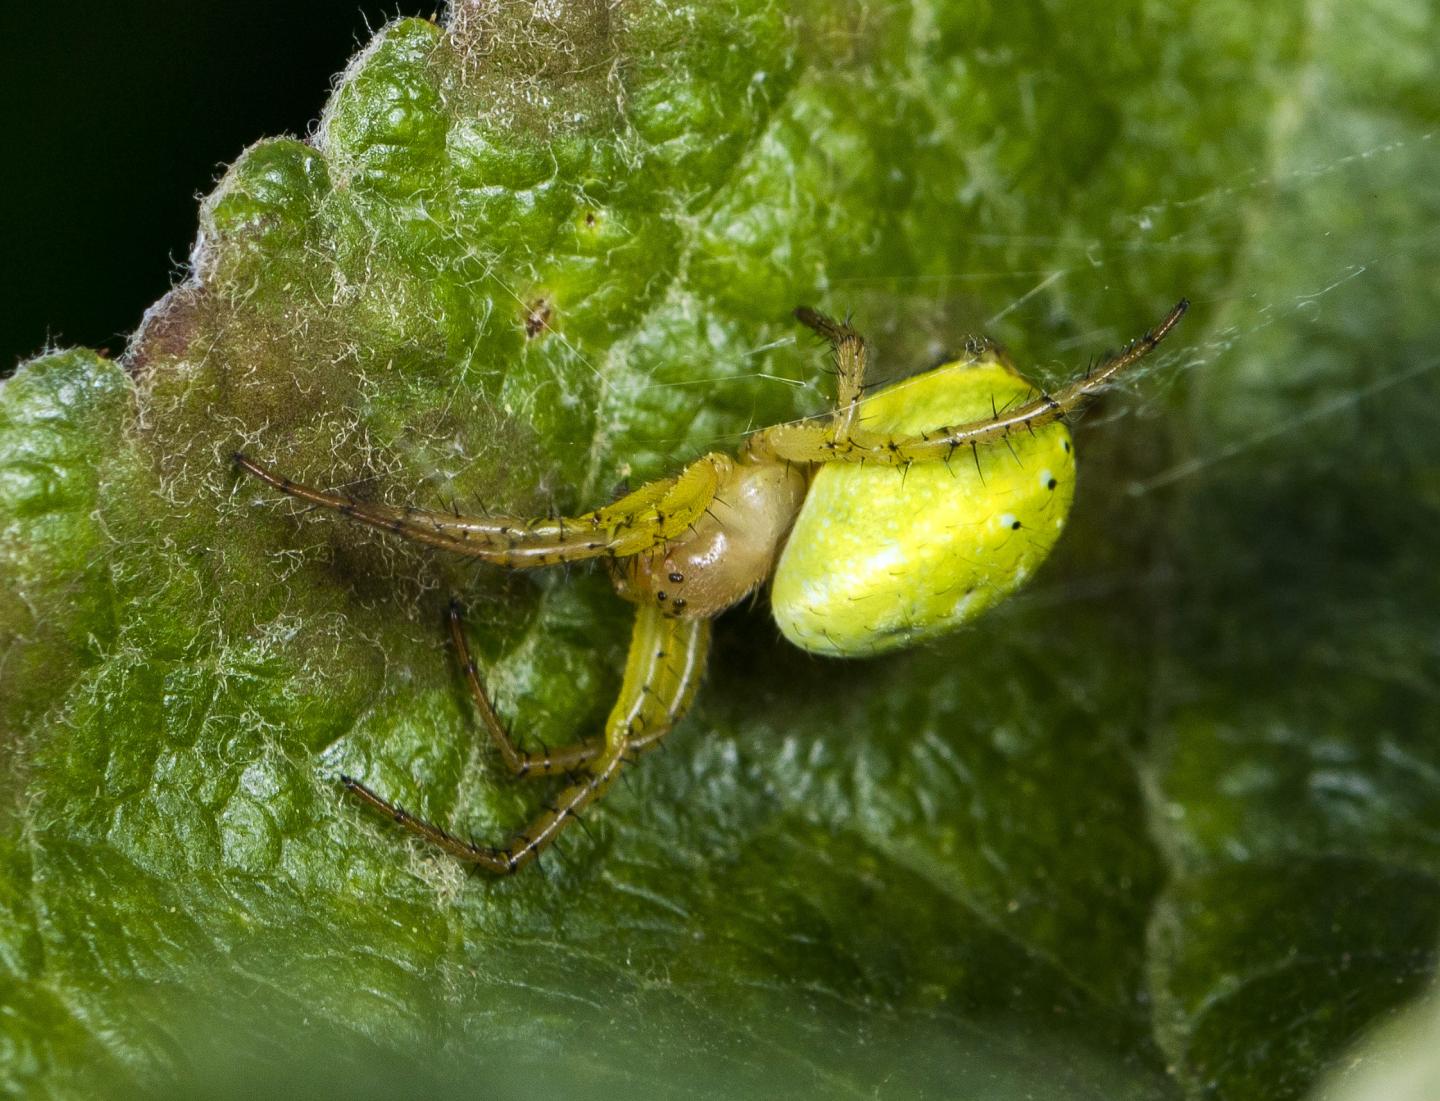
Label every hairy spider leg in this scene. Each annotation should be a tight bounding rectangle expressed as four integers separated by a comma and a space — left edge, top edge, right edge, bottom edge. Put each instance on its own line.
746, 300, 1189, 466
794, 306, 868, 443
448, 602, 678, 777
233, 452, 732, 566
342, 605, 710, 873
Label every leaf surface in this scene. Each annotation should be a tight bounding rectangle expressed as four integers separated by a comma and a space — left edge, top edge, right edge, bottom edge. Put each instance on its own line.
3, 2, 1438, 1098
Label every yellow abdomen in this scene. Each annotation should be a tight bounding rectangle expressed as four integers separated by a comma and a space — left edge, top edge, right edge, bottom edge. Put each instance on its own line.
771, 360, 1076, 657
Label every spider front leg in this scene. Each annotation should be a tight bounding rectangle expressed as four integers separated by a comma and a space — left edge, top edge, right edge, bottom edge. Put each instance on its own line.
343, 605, 711, 874
233, 451, 730, 567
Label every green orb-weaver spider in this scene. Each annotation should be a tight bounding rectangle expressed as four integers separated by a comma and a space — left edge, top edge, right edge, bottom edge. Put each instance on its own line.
236, 298, 1187, 873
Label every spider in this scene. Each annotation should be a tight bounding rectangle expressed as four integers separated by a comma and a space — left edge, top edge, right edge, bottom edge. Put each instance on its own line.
235, 299, 1188, 874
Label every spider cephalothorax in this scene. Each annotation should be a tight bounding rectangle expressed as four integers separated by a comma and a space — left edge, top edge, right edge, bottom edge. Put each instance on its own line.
235, 299, 1187, 873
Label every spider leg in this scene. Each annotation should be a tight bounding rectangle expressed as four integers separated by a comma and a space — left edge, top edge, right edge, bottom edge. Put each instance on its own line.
749, 300, 1188, 466
344, 605, 711, 874
234, 451, 730, 567
450, 601, 678, 778
794, 305, 868, 444
450, 600, 604, 778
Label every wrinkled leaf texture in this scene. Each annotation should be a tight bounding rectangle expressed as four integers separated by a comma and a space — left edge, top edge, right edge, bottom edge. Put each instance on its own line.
3, 2, 1439, 1099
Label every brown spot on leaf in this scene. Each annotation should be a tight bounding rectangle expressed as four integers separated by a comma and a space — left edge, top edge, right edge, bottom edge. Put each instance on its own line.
123, 284, 209, 378
524, 297, 552, 339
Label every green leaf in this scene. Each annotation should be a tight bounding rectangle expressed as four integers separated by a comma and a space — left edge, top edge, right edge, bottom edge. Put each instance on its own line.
3, 2, 1438, 1097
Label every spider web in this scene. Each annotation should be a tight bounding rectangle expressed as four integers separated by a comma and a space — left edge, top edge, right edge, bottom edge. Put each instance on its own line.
694, 123, 1440, 497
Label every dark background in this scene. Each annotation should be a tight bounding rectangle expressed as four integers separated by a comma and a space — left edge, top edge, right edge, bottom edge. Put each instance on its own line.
1, 4, 427, 374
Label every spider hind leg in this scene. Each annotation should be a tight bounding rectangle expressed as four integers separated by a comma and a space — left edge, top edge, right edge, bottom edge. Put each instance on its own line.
748, 300, 1189, 466
794, 305, 869, 442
